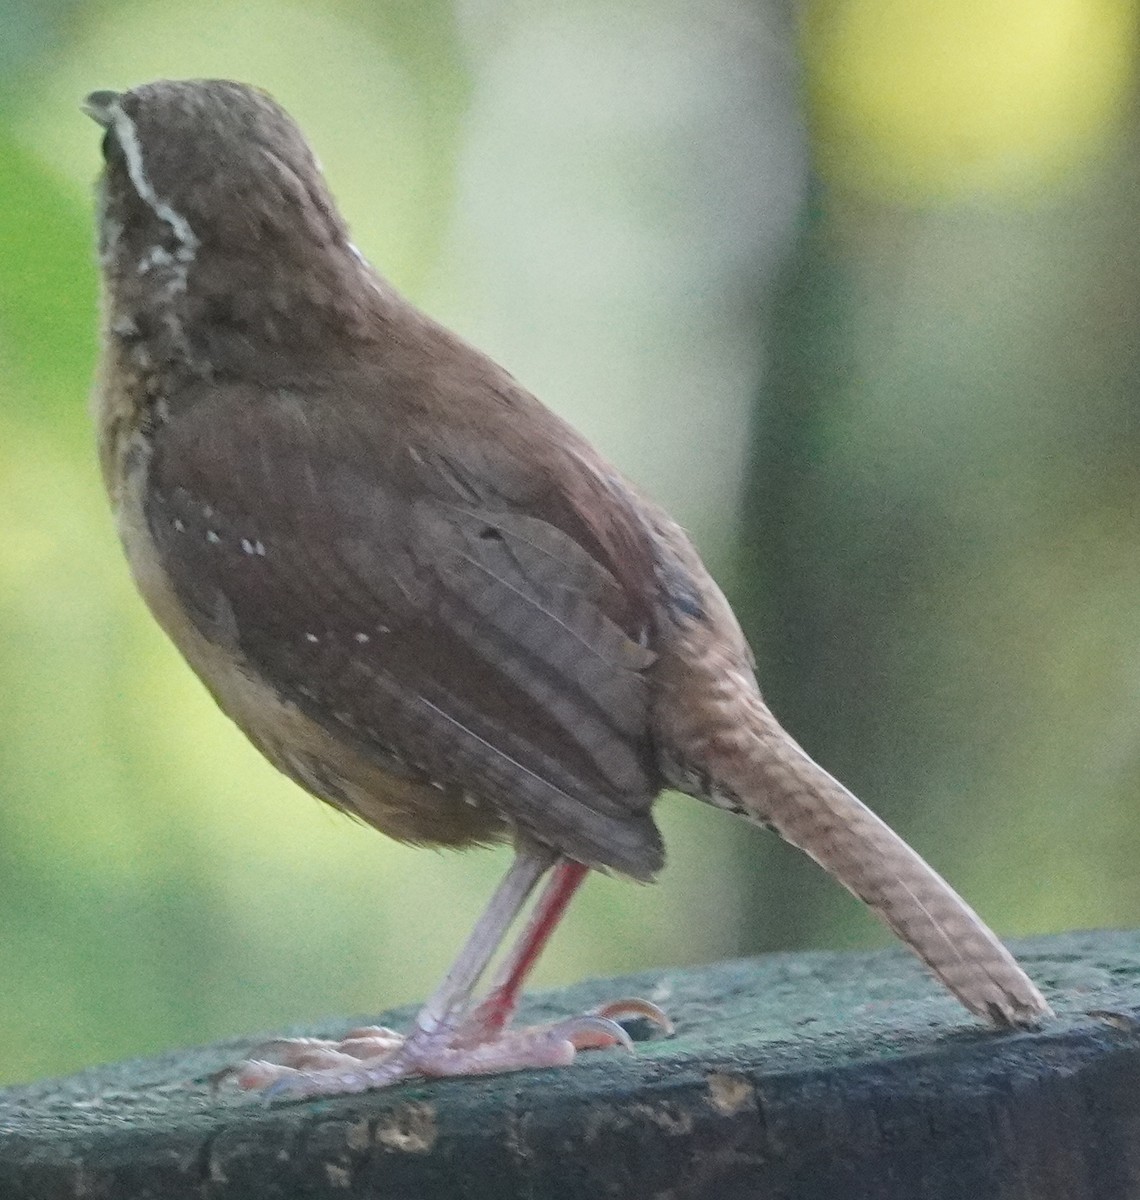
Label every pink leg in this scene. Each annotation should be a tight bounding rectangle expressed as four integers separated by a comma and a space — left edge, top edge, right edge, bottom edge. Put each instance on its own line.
455, 859, 672, 1049
422, 857, 669, 1051
234, 848, 671, 1100
457, 858, 590, 1042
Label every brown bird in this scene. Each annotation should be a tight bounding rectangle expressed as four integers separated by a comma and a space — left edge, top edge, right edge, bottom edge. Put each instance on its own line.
83, 79, 1050, 1100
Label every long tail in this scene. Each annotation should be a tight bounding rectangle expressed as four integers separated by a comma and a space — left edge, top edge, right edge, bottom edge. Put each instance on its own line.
657, 644, 1051, 1026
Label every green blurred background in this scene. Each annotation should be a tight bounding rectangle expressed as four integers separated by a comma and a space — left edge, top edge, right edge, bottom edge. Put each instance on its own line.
1, 0, 1138, 1086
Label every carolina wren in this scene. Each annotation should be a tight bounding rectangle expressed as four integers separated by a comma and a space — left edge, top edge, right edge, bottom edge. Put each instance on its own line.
83, 79, 1050, 1099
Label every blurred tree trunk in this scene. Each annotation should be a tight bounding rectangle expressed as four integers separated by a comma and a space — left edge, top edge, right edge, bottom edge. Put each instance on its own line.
736, 120, 1140, 953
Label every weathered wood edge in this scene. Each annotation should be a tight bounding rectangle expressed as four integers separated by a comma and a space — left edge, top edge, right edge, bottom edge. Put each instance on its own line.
3, 930, 1140, 1200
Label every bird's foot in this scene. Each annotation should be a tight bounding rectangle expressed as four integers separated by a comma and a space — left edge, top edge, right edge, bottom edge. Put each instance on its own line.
229, 997, 672, 1100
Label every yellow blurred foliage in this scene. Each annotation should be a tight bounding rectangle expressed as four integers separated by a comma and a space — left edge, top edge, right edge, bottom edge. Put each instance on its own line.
804, 0, 1138, 200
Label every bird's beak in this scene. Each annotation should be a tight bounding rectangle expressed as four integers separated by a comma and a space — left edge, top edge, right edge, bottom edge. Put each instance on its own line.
81, 90, 121, 128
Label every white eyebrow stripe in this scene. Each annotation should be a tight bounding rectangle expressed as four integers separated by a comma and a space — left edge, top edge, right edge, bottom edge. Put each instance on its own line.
109, 104, 199, 267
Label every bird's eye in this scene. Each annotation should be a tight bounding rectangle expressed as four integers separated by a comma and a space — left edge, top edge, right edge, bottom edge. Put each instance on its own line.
101, 126, 126, 169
